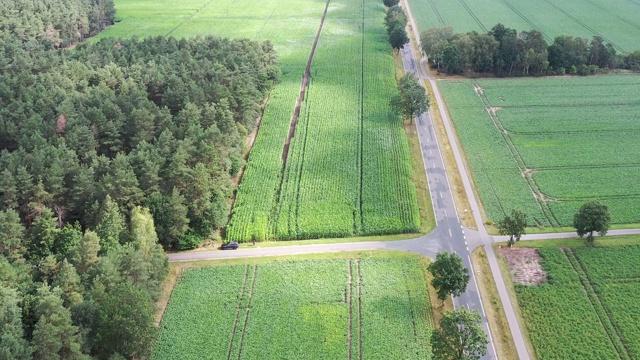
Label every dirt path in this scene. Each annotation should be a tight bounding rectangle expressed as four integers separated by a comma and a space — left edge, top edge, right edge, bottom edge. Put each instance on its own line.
281, 0, 331, 165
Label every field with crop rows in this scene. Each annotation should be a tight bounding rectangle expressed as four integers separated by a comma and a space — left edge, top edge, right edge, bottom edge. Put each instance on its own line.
438, 75, 640, 226
152, 257, 433, 359
102, 0, 420, 241
513, 246, 640, 359
227, 0, 420, 240
407, 0, 640, 52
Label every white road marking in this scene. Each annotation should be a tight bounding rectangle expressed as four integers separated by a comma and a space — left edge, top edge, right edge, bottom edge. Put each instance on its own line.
449, 229, 452, 237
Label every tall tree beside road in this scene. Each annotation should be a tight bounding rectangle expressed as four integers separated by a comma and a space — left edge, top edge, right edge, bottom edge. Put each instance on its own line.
428, 252, 470, 302
573, 200, 611, 243
431, 308, 488, 360
497, 209, 527, 247
391, 73, 430, 124
382, 0, 399, 6
384, 5, 409, 52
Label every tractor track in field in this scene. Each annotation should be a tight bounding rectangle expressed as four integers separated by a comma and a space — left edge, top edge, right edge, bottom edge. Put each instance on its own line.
582, 0, 640, 32
540, 0, 626, 53
347, 260, 354, 360
227, 265, 250, 360
472, 80, 561, 227
458, 0, 487, 33
281, 0, 331, 166
499, 0, 552, 43
236, 264, 258, 360
563, 249, 631, 360
357, 0, 365, 234
357, 260, 363, 360
166, 0, 217, 36
426, 0, 445, 26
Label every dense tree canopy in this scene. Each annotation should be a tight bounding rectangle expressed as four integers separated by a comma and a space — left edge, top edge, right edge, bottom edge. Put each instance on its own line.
428, 252, 470, 302
573, 201, 611, 243
0, 35, 279, 249
0, 16, 279, 359
431, 308, 488, 360
0, 0, 115, 48
421, 23, 638, 76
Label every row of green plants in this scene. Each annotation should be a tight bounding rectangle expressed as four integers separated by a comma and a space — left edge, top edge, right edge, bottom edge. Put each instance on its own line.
154, 257, 433, 359
227, 0, 419, 241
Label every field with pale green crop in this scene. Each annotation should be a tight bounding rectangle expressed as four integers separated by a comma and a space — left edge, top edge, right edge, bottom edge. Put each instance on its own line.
439, 75, 640, 227
101, 0, 421, 241
152, 257, 433, 359
406, 0, 640, 52
512, 245, 640, 359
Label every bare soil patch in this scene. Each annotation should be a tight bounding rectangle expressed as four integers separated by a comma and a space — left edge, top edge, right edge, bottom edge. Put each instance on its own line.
499, 247, 547, 286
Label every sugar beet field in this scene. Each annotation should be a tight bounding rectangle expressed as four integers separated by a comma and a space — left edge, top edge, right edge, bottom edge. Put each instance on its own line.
515, 246, 640, 359
407, 0, 640, 52
152, 258, 433, 359
439, 75, 640, 227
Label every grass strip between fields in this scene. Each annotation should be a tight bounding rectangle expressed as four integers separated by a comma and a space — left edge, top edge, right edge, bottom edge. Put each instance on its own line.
494, 244, 539, 359
471, 247, 518, 360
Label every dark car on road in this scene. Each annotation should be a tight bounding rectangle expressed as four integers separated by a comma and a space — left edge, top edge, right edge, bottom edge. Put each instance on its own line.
220, 241, 239, 250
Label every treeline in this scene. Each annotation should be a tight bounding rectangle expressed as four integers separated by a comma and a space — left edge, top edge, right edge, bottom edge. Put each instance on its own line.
0, 35, 278, 358
0, 36, 278, 250
384, 4, 409, 52
0, 0, 116, 48
1, 206, 167, 359
421, 23, 640, 76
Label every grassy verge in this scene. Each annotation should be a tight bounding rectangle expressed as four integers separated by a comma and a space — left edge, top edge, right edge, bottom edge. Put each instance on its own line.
493, 244, 538, 360
503, 234, 640, 249
394, 51, 436, 234
471, 247, 517, 360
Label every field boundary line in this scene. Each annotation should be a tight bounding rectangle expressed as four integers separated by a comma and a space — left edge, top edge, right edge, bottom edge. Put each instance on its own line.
540, 0, 625, 53
563, 249, 630, 360
236, 264, 259, 360
227, 265, 250, 360
457, 0, 487, 33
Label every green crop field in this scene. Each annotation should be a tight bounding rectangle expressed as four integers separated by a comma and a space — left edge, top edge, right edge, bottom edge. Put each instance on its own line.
152, 257, 433, 359
438, 75, 640, 227
227, 0, 420, 240
101, 0, 420, 241
513, 246, 640, 359
406, 0, 640, 52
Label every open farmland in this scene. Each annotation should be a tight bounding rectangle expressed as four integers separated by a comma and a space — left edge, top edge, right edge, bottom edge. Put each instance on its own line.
101, 0, 421, 241
438, 75, 640, 227
508, 245, 640, 359
152, 257, 433, 359
406, 0, 640, 52
227, 0, 420, 240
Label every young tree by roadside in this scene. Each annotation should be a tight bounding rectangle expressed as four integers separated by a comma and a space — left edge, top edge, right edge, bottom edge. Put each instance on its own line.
391, 73, 430, 123
497, 209, 527, 247
383, 0, 400, 7
428, 252, 470, 303
431, 308, 488, 360
573, 200, 611, 244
